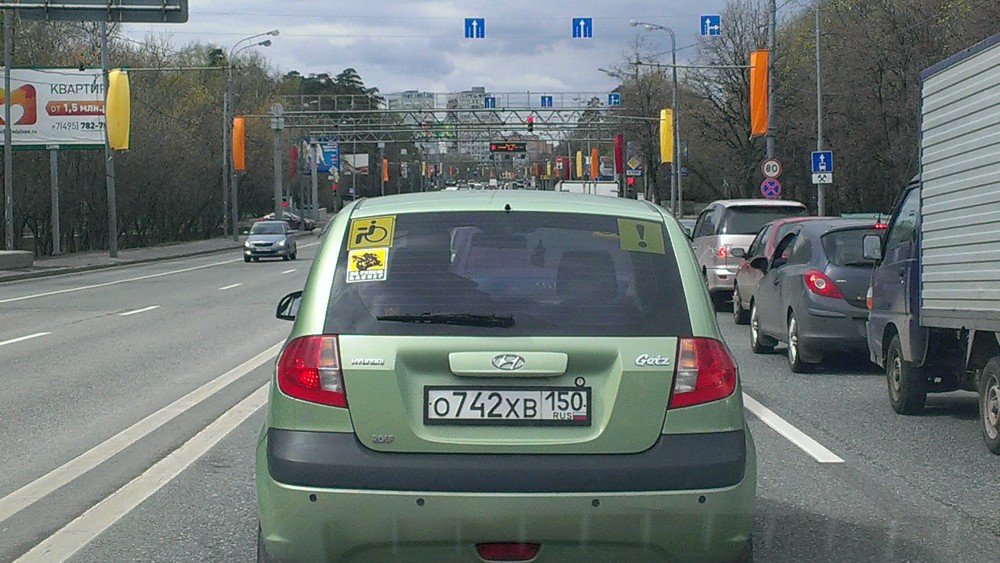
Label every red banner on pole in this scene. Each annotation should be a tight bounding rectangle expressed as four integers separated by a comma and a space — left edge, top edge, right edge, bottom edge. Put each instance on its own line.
614, 134, 624, 174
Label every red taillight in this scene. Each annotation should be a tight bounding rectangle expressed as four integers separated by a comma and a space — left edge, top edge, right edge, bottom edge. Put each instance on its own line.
475, 543, 540, 562
865, 286, 873, 310
669, 338, 737, 409
716, 246, 728, 258
803, 269, 844, 299
277, 336, 346, 407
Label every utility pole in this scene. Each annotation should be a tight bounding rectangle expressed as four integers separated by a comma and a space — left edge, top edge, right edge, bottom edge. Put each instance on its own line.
100, 21, 118, 257
221, 73, 230, 238
815, 3, 826, 215
3, 10, 13, 250
271, 104, 284, 219
766, 0, 777, 159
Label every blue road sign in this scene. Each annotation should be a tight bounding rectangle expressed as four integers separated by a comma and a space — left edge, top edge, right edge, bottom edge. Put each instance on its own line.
761, 178, 782, 199
464, 18, 485, 39
811, 151, 833, 173
572, 17, 593, 38
701, 14, 721, 36
484, 96, 496, 109
608, 92, 621, 106
541, 95, 553, 108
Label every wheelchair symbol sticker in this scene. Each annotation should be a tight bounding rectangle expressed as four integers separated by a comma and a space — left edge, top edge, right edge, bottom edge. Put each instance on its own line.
348, 216, 395, 249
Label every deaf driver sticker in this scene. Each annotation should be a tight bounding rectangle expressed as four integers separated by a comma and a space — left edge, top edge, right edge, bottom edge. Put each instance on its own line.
347, 248, 388, 283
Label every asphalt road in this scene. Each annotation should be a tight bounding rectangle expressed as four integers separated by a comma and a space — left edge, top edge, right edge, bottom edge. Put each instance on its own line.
2, 248, 999, 562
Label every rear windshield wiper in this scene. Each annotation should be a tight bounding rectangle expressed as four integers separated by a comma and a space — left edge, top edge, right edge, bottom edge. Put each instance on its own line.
375, 313, 515, 328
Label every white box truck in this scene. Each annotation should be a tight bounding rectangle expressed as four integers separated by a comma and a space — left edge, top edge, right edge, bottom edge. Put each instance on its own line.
865, 33, 1000, 453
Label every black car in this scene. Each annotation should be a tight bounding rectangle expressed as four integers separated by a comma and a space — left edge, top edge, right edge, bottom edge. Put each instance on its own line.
748, 219, 885, 372
260, 211, 315, 231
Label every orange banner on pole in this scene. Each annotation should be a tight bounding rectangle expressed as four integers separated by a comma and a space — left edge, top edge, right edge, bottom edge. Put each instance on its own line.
382, 158, 389, 182
231, 115, 245, 171
750, 49, 769, 138
590, 147, 599, 179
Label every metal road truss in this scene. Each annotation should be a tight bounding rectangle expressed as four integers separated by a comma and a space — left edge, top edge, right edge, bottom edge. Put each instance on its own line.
272, 95, 625, 143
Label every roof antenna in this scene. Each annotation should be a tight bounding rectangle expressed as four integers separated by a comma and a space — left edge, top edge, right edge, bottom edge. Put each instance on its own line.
504, 203, 512, 213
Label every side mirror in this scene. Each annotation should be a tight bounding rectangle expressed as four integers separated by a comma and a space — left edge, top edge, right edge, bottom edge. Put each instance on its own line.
276, 290, 303, 321
750, 256, 768, 272
863, 235, 882, 261
730, 247, 746, 259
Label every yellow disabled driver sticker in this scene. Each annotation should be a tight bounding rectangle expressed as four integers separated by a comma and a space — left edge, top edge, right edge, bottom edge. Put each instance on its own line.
347, 248, 389, 283
348, 216, 395, 249
617, 219, 665, 254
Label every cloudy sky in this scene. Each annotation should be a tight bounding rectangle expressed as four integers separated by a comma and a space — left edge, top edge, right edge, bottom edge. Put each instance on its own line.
122, 0, 740, 95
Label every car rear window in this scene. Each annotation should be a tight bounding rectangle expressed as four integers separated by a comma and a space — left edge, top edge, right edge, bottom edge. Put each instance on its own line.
324, 211, 692, 337
822, 227, 880, 267
720, 206, 807, 235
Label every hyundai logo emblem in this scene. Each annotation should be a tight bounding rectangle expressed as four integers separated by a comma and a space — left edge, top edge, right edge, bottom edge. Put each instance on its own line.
491, 354, 526, 371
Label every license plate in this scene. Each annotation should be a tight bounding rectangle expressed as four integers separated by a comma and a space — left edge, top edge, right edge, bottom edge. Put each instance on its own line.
424, 386, 591, 426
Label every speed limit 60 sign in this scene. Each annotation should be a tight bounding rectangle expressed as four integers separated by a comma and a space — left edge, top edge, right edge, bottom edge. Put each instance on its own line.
762, 158, 782, 178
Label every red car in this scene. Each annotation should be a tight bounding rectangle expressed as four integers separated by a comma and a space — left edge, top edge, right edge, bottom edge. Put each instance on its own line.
731, 216, 831, 324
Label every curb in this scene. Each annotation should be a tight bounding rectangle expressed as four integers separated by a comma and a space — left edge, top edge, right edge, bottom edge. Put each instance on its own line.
0, 243, 244, 284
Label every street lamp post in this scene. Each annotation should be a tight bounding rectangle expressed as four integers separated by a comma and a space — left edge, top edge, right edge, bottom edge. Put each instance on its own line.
224, 30, 277, 240
631, 20, 682, 217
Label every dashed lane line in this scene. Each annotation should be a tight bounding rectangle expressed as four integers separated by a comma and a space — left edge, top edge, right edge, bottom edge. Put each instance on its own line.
0, 341, 282, 526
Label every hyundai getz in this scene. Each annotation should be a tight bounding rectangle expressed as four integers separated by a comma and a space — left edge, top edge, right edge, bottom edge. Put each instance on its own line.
256, 191, 756, 562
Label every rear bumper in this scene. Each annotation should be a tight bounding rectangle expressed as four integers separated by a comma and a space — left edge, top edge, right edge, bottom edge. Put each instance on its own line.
257, 429, 756, 562
266, 428, 747, 492
706, 266, 737, 293
798, 307, 869, 352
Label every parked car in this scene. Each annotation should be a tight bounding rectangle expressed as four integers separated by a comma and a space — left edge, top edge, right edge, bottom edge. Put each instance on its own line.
690, 199, 808, 310
243, 220, 297, 262
731, 216, 832, 324
748, 219, 884, 372
258, 191, 756, 562
260, 211, 315, 231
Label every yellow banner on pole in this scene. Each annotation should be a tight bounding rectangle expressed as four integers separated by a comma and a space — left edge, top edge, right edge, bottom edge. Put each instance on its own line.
659, 109, 673, 164
106, 69, 130, 150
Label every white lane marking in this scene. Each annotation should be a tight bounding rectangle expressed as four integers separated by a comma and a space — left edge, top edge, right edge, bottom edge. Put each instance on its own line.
281, 269, 296, 274
118, 305, 160, 317
743, 393, 844, 464
0, 258, 240, 305
0, 342, 282, 525
219, 283, 243, 291
0, 332, 51, 347
16, 384, 268, 562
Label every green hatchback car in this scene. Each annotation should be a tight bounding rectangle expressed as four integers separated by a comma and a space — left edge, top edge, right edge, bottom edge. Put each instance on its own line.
256, 191, 756, 562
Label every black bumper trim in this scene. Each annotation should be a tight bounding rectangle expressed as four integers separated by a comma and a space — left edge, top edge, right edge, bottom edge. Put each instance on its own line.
266, 428, 747, 493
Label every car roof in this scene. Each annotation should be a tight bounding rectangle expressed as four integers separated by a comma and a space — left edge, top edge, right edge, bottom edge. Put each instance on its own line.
253, 220, 288, 226
705, 199, 807, 209
793, 218, 882, 234
350, 191, 665, 220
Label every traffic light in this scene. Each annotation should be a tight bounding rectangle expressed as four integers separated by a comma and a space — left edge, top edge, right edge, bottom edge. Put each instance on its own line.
626, 176, 635, 186
526, 115, 534, 133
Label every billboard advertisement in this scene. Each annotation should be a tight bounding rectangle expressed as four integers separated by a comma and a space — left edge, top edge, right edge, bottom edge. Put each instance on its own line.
0, 68, 107, 147
342, 153, 370, 175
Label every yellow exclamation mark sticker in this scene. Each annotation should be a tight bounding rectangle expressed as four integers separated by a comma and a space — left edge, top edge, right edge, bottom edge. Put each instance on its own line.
617, 219, 665, 254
